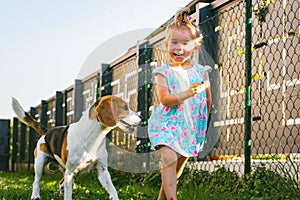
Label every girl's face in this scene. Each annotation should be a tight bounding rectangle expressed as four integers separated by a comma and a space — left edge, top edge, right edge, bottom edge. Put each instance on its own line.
167, 28, 197, 66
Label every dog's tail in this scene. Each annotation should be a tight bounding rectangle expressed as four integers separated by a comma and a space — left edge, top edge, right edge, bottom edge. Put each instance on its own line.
11, 97, 48, 136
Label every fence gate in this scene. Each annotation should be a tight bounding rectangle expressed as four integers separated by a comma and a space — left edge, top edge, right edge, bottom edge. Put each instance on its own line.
0, 119, 10, 171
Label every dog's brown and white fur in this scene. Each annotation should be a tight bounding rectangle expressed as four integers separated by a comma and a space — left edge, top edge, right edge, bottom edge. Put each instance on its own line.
12, 95, 141, 200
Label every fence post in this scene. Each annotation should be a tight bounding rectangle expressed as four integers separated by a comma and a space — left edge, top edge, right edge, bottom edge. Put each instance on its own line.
0, 119, 10, 171
136, 41, 152, 156
100, 64, 112, 149
20, 123, 26, 162
137, 42, 152, 125
96, 72, 101, 100
63, 90, 68, 125
245, 0, 252, 176
100, 64, 112, 97
28, 107, 37, 170
55, 91, 63, 126
74, 79, 84, 122
12, 118, 18, 172
40, 100, 48, 128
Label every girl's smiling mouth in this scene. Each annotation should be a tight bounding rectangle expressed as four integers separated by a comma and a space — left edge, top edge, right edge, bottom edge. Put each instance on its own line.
173, 52, 185, 58
174, 52, 184, 56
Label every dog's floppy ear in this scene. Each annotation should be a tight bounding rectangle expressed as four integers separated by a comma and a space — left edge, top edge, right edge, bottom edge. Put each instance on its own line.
95, 97, 117, 127
88, 100, 99, 120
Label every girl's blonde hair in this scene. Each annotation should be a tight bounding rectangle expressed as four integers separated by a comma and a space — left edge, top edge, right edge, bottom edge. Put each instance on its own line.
166, 7, 202, 46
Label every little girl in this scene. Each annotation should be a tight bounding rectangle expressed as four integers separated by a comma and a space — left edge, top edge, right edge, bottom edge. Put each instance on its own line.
148, 8, 212, 200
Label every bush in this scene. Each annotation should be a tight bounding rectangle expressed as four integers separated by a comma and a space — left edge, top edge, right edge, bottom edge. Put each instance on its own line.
243, 165, 300, 200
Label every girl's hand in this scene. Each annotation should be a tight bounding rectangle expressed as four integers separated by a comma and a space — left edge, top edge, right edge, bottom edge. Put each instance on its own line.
189, 82, 205, 95
156, 74, 205, 107
178, 82, 205, 104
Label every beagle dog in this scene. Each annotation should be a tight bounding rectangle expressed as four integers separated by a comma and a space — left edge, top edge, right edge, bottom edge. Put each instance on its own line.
12, 95, 141, 200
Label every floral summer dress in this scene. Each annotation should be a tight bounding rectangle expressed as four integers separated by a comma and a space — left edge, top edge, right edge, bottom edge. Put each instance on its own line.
148, 64, 211, 157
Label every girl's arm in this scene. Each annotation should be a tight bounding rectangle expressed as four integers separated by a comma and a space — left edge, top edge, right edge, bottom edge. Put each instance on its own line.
156, 74, 203, 107
204, 71, 212, 115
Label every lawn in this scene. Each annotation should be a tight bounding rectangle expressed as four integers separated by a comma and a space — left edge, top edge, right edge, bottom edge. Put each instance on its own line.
0, 166, 299, 200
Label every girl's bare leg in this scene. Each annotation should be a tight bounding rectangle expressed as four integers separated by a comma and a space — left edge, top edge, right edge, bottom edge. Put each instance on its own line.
176, 156, 189, 179
158, 146, 178, 200
157, 150, 189, 200
157, 184, 166, 200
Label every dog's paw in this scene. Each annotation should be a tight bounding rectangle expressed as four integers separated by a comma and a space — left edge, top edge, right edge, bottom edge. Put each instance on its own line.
59, 186, 64, 196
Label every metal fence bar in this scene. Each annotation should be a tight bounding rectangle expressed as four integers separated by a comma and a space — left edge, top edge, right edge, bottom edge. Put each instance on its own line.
40, 100, 48, 128
55, 91, 63, 126
20, 123, 26, 162
63, 90, 68, 126
96, 72, 101, 100
28, 107, 37, 170
101, 63, 112, 97
0, 119, 10, 171
11, 118, 18, 172
245, 0, 252, 176
74, 79, 84, 122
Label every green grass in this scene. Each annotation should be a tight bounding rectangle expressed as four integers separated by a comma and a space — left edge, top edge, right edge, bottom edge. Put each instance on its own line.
0, 166, 299, 200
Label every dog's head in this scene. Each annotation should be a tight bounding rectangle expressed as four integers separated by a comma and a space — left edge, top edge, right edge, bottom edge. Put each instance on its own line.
89, 95, 141, 133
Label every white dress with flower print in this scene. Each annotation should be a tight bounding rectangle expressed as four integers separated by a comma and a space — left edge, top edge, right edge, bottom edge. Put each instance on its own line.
148, 64, 211, 157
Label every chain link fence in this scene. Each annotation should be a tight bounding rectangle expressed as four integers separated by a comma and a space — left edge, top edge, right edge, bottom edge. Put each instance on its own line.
189, 0, 299, 178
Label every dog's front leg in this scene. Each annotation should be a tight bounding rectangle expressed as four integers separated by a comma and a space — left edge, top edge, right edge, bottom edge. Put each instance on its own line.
64, 170, 75, 200
97, 163, 118, 200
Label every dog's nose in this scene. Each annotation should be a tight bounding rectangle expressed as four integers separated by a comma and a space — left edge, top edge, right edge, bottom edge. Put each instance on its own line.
137, 114, 144, 121
133, 114, 144, 127
128, 112, 143, 126
135, 115, 144, 127
136, 116, 149, 127
136, 120, 143, 127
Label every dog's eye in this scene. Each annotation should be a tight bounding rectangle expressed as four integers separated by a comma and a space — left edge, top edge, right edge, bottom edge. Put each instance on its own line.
122, 105, 128, 110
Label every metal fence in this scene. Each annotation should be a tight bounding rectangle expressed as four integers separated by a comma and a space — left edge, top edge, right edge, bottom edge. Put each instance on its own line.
3, 0, 299, 178
190, 0, 300, 178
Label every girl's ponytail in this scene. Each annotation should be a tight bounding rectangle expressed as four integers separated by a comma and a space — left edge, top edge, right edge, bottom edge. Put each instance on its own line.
168, 7, 202, 46
174, 7, 191, 27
